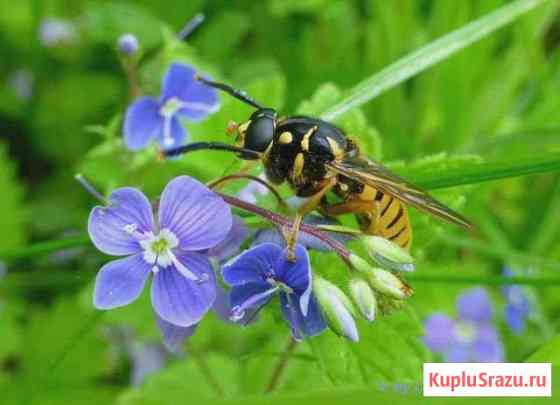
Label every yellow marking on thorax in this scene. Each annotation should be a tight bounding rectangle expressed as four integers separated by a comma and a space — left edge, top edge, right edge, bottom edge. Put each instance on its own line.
327, 137, 344, 159
278, 131, 293, 144
292, 153, 305, 181
301, 126, 318, 152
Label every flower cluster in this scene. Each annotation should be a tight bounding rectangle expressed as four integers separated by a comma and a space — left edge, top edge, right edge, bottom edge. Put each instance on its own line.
423, 288, 504, 362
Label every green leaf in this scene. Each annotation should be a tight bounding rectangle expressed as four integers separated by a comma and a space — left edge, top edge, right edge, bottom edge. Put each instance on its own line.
526, 335, 560, 365
399, 152, 560, 190
309, 308, 430, 385
321, 0, 551, 121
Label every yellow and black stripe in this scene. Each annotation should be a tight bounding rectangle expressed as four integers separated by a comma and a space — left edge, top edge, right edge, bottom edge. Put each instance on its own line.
358, 186, 412, 250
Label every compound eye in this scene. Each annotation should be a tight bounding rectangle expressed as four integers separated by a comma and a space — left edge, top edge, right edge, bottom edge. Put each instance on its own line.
246, 117, 274, 152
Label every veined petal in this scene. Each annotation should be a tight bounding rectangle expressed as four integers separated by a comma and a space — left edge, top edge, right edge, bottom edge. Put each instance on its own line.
94, 254, 151, 309
157, 116, 188, 151
158, 176, 232, 251
155, 312, 197, 353
222, 243, 283, 286
124, 97, 162, 151
229, 282, 276, 317
88, 187, 154, 256
274, 245, 311, 297
151, 251, 216, 327
160, 63, 219, 121
280, 293, 326, 340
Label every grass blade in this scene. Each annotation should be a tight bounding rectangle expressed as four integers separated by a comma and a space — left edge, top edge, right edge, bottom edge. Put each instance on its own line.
400, 152, 560, 190
321, 0, 550, 121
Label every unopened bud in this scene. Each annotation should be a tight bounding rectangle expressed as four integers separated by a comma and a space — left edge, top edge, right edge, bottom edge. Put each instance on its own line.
361, 236, 414, 272
349, 277, 376, 321
118, 33, 139, 55
313, 277, 359, 342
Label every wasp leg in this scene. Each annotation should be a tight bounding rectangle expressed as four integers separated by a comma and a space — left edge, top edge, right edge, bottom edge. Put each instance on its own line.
212, 161, 257, 191
284, 177, 337, 261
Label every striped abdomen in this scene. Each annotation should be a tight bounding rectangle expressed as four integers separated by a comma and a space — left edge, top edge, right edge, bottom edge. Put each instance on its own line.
356, 186, 412, 251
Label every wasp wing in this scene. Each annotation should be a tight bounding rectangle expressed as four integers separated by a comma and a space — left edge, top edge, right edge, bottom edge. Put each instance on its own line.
326, 157, 473, 230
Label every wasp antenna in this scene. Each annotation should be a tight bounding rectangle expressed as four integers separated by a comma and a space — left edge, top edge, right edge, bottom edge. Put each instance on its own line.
178, 13, 205, 41
194, 76, 264, 110
164, 142, 261, 159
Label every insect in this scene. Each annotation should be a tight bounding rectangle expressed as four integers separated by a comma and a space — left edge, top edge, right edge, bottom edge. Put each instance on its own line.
166, 77, 473, 260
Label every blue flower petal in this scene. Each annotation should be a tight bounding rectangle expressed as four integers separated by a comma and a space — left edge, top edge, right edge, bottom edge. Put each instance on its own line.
155, 312, 197, 353
444, 343, 472, 362
504, 304, 527, 334
456, 288, 493, 324
158, 176, 232, 251
93, 254, 151, 309
208, 216, 249, 262
222, 243, 283, 286
473, 324, 504, 362
88, 187, 154, 256
123, 97, 162, 151
229, 282, 276, 317
157, 116, 188, 151
160, 63, 219, 121
423, 313, 456, 353
151, 251, 216, 327
274, 245, 311, 297
280, 293, 326, 340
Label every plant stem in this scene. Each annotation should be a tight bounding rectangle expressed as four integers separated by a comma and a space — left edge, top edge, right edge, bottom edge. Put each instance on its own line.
218, 193, 352, 265
264, 337, 297, 394
187, 346, 224, 397
407, 274, 560, 287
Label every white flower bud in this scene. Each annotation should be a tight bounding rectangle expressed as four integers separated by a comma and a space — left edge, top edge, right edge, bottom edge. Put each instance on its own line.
349, 277, 376, 321
361, 236, 414, 272
313, 277, 359, 342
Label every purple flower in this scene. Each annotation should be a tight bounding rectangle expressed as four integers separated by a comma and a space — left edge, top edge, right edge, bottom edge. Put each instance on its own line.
118, 33, 139, 55
222, 243, 326, 340
88, 176, 232, 339
502, 268, 531, 334
123, 63, 219, 151
423, 288, 504, 362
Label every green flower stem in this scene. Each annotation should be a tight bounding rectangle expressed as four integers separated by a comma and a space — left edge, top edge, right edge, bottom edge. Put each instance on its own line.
0, 234, 90, 262
407, 274, 560, 287
264, 336, 297, 394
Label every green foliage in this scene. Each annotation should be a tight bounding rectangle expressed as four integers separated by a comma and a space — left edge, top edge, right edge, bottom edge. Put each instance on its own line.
0, 143, 26, 249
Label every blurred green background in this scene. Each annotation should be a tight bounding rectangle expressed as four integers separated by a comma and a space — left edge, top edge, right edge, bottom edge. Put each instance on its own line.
1, 0, 560, 404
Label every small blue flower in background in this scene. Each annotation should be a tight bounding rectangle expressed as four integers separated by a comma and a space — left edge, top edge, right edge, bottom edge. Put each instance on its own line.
39, 18, 78, 47
423, 288, 504, 362
502, 267, 531, 334
123, 63, 219, 151
88, 175, 232, 348
118, 33, 140, 56
222, 243, 326, 340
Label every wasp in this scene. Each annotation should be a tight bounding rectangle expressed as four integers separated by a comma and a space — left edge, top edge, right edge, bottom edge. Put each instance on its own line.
166, 77, 473, 260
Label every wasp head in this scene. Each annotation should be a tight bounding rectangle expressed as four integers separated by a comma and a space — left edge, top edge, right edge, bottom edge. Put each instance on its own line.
234, 108, 277, 160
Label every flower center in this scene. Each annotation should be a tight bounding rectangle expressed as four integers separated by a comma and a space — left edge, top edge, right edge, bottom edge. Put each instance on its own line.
455, 321, 477, 344
160, 97, 183, 118
140, 229, 179, 269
